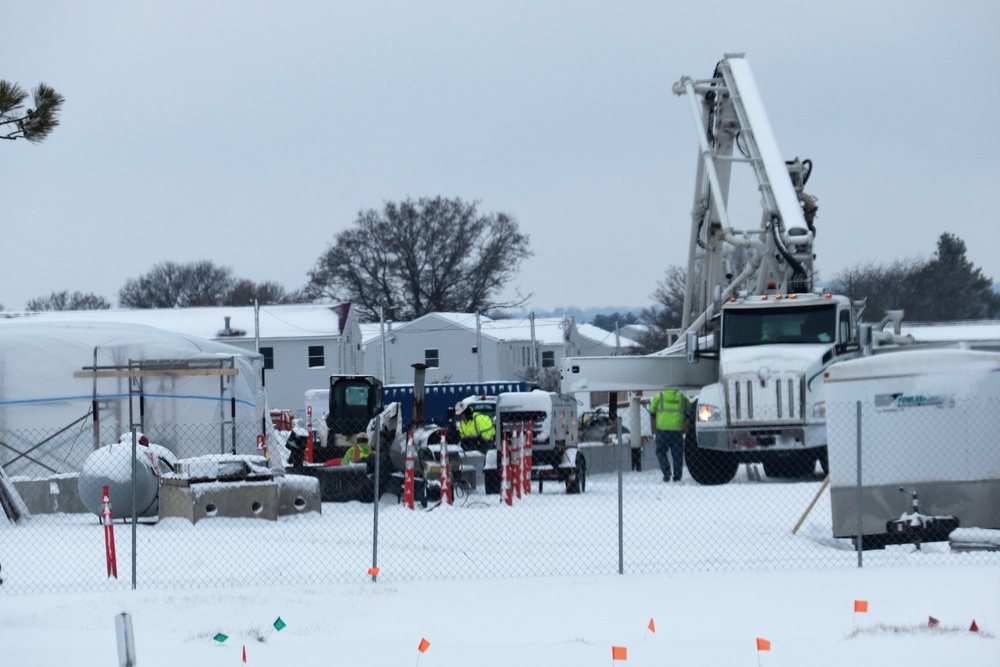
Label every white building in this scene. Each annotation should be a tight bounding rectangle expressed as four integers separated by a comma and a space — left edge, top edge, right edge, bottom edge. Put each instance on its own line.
362, 312, 635, 386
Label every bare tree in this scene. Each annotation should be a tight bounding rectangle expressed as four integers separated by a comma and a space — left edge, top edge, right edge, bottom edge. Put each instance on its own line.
225, 279, 304, 306
307, 197, 532, 321
631, 265, 686, 354
26, 291, 110, 311
119, 260, 236, 308
829, 259, 922, 323
1, 80, 64, 143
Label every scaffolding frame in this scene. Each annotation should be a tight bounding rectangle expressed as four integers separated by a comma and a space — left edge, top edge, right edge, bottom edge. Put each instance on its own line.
75, 357, 240, 454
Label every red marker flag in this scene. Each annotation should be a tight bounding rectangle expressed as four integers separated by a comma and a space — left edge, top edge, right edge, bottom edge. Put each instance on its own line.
647, 618, 656, 633
854, 600, 868, 613
611, 645, 627, 661
756, 637, 771, 651
242, 645, 247, 663
928, 616, 940, 628
418, 638, 430, 653
970, 620, 979, 632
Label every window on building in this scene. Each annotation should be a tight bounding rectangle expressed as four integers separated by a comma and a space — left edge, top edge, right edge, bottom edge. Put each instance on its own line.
308, 345, 325, 368
541, 350, 555, 368
425, 348, 439, 368
260, 346, 274, 370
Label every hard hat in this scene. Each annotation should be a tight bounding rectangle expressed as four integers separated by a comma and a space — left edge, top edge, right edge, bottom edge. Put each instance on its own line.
455, 397, 473, 414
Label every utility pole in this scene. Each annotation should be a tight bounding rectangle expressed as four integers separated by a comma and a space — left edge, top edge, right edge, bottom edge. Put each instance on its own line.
476, 313, 483, 382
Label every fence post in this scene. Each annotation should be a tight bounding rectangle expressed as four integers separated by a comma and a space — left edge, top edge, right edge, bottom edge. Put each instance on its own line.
130, 427, 138, 589
855, 400, 863, 568
371, 425, 381, 581
617, 420, 624, 575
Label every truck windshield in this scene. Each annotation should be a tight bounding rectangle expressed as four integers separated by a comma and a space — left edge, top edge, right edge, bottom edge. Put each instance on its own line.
722, 304, 836, 348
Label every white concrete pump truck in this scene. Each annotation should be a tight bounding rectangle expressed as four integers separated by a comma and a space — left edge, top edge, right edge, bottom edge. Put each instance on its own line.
561, 53, 910, 485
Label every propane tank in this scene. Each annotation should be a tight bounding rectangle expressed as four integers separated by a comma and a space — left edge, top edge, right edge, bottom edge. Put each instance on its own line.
78, 432, 177, 519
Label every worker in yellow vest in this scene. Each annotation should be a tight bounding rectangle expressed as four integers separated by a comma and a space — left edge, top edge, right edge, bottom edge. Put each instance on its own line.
456, 398, 496, 452
339, 437, 372, 465
649, 388, 691, 482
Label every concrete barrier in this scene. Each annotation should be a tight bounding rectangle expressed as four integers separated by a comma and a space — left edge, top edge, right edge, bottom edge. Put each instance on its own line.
159, 474, 321, 523
159, 478, 279, 523
12, 475, 89, 515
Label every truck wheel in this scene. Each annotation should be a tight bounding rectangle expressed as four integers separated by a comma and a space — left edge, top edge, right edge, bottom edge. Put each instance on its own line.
818, 447, 829, 476
484, 469, 501, 495
763, 452, 816, 479
684, 436, 737, 485
566, 454, 587, 494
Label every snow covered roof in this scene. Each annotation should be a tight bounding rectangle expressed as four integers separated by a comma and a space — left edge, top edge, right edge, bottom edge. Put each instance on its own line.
1, 303, 353, 341
358, 312, 636, 350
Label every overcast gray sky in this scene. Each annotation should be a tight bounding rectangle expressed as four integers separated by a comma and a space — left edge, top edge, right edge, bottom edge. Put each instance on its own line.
4, 1, 998, 314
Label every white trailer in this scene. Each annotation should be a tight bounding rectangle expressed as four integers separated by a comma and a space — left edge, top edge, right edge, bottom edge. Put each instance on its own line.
824, 348, 1000, 546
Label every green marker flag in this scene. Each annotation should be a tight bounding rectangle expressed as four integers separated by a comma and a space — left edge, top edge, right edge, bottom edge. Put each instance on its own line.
213, 633, 229, 643
273, 617, 286, 631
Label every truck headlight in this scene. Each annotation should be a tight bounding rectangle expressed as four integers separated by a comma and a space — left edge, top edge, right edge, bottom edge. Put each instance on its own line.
812, 401, 826, 418
697, 404, 721, 423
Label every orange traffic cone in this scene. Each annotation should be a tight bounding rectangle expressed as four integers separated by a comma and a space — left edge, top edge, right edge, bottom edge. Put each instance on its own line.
439, 428, 452, 505
101, 485, 118, 579
502, 431, 513, 506
523, 422, 533, 495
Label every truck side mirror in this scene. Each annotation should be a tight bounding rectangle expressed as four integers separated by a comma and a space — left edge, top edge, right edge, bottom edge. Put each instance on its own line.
685, 330, 699, 364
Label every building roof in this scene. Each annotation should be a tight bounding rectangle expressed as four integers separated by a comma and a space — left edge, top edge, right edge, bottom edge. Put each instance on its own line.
358, 312, 636, 351
0, 303, 352, 341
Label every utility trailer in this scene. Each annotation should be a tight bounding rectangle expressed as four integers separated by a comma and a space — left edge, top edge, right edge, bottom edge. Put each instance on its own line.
824, 349, 1000, 548
483, 391, 585, 495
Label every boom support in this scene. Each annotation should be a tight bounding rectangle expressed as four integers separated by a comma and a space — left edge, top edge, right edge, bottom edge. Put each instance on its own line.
675, 53, 818, 335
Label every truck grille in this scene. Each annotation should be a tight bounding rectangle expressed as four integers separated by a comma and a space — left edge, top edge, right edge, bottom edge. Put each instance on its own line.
724, 371, 804, 425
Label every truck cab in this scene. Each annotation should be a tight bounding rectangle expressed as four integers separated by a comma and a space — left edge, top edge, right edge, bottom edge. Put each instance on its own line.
690, 291, 858, 483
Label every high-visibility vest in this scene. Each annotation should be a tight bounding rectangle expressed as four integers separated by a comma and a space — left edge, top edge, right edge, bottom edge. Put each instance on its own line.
458, 413, 495, 441
649, 389, 689, 432
339, 441, 372, 465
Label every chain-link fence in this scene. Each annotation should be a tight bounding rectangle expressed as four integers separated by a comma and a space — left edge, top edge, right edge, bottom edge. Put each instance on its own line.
3, 398, 998, 596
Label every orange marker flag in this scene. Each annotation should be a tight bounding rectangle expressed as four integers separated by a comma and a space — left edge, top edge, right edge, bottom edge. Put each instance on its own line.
368, 567, 380, 577
242, 644, 247, 663
970, 620, 979, 632
611, 645, 627, 661
756, 637, 771, 651
418, 638, 430, 653
854, 600, 868, 613
647, 618, 656, 633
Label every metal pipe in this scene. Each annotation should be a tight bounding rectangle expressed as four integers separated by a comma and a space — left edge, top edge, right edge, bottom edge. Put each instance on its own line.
411, 363, 428, 427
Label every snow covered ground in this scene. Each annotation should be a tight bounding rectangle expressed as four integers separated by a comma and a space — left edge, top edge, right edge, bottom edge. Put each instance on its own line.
1, 563, 996, 665
2, 468, 998, 665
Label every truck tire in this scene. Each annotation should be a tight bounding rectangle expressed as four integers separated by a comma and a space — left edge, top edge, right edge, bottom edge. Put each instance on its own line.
762, 452, 816, 479
484, 469, 501, 495
566, 454, 586, 494
684, 435, 738, 485
818, 447, 829, 476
